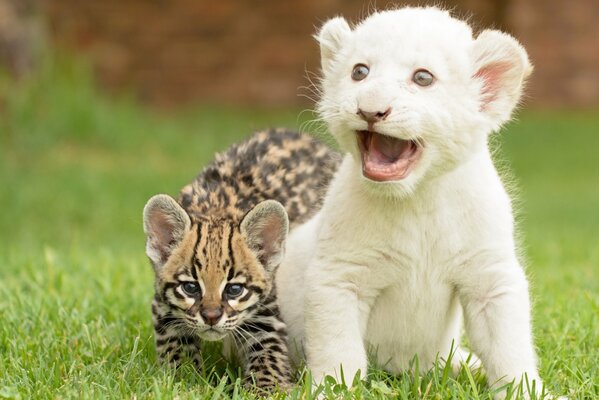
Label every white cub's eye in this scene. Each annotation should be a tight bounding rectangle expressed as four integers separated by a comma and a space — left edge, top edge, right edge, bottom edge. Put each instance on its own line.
412, 69, 434, 86
351, 64, 370, 81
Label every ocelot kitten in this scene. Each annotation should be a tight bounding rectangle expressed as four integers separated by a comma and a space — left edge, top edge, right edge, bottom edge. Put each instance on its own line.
143, 129, 339, 389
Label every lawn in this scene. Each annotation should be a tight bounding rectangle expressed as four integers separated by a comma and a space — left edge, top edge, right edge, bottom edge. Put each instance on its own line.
0, 57, 597, 399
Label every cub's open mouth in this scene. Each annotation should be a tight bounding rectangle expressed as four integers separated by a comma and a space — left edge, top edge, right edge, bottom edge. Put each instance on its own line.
357, 130, 423, 182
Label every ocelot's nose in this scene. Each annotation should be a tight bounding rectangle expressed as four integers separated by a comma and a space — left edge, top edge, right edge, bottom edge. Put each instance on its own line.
200, 307, 223, 326
357, 107, 392, 123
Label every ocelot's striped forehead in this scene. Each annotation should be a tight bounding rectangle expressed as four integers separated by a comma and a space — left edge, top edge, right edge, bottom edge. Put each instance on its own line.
159, 217, 270, 296
191, 219, 236, 271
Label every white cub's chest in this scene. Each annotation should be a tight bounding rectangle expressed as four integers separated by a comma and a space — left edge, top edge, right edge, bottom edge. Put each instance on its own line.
347, 209, 463, 372
309, 158, 504, 371
362, 268, 460, 373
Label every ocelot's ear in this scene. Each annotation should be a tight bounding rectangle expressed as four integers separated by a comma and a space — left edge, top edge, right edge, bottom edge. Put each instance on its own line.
471, 29, 533, 131
240, 200, 289, 272
316, 16, 351, 73
143, 194, 191, 270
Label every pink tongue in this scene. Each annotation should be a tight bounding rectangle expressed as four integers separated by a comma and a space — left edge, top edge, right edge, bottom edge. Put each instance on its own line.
369, 133, 408, 163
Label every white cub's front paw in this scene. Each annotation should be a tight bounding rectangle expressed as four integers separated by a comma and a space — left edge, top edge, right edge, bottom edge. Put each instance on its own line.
310, 358, 367, 387
449, 347, 482, 375
310, 363, 367, 399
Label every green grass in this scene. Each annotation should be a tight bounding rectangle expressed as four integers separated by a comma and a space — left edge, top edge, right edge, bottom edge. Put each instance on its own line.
0, 56, 597, 399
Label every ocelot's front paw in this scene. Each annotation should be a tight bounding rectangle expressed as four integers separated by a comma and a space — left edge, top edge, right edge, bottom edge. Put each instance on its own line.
244, 376, 293, 394
156, 347, 203, 373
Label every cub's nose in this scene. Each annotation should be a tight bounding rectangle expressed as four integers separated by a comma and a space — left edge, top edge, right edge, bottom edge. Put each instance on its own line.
200, 307, 224, 326
357, 108, 392, 123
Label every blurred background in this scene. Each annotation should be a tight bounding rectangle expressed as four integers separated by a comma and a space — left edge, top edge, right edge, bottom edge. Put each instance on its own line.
1, 1, 598, 398
2, 0, 598, 108
1, 0, 598, 248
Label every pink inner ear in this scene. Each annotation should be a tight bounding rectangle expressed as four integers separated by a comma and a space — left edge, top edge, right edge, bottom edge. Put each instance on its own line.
474, 61, 512, 110
259, 216, 283, 250
149, 210, 176, 261
250, 214, 285, 267
150, 211, 172, 243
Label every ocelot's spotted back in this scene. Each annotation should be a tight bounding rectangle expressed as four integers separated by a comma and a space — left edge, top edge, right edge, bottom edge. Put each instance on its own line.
179, 129, 340, 226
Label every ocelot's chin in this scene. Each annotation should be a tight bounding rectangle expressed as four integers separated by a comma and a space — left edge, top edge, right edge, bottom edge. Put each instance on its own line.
198, 328, 227, 342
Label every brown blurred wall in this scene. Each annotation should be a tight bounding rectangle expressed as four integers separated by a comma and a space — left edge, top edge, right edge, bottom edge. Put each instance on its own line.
510, 0, 599, 108
4, 0, 599, 108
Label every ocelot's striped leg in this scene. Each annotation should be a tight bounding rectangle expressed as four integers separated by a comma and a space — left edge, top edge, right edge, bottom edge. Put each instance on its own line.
235, 296, 293, 390
152, 297, 202, 369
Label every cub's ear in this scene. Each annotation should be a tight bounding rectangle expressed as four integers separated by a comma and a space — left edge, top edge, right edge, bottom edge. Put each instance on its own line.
316, 16, 352, 73
143, 194, 191, 270
471, 29, 533, 130
240, 200, 289, 272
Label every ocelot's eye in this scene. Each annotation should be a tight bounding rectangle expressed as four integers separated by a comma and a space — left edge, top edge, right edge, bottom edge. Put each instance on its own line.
181, 282, 200, 296
412, 69, 434, 87
351, 64, 369, 81
225, 284, 244, 299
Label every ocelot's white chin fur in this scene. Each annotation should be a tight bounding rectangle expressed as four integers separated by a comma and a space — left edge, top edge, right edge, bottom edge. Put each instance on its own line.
198, 328, 228, 342
276, 6, 559, 400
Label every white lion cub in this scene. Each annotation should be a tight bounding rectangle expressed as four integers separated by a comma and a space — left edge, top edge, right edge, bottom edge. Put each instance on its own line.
277, 6, 546, 397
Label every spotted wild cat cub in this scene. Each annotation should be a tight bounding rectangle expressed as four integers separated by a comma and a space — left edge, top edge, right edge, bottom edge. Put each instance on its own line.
142, 129, 339, 389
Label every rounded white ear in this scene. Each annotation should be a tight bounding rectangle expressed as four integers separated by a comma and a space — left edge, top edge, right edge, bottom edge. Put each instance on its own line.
240, 200, 289, 272
471, 30, 533, 130
316, 16, 351, 73
143, 194, 191, 270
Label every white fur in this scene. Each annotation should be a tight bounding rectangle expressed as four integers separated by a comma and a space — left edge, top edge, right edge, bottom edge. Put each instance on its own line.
277, 7, 544, 397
